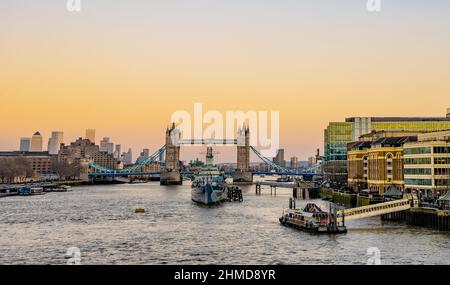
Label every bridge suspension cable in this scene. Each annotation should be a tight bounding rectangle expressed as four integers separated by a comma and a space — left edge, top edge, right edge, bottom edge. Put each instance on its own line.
89, 145, 166, 173
250, 146, 293, 173
250, 146, 322, 174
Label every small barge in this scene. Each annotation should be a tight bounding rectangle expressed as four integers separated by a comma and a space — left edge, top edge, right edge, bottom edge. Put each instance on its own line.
279, 202, 347, 234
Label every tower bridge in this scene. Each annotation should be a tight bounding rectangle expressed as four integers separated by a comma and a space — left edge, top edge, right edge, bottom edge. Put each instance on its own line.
88, 123, 321, 185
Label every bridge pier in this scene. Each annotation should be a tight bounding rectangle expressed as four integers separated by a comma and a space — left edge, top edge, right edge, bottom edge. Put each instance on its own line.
270, 185, 277, 196
232, 171, 253, 185
256, 184, 261, 195
160, 171, 182, 185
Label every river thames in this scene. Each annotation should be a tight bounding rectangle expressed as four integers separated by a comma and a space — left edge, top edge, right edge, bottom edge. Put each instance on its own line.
0, 182, 449, 265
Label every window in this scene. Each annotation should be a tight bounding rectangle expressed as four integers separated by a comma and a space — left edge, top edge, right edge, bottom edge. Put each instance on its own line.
433, 146, 450, 154
404, 158, 431, 165
404, 147, 431, 155
434, 157, 450, 165
435, 179, 450, 186
434, 168, 450, 175
404, 179, 432, 186
404, 168, 432, 175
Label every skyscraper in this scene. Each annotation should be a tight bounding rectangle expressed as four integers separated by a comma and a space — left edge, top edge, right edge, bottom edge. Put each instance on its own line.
30, 131, 43, 152
19, 137, 31, 152
114, 144, 122, 159
85, 129, 96, 143
136, 149, 150, 163
47, 131, 64, 155
290, 156, 298, 169
273, 149, 285, 167
121, 148, 133, 165
100, 137, 114, 154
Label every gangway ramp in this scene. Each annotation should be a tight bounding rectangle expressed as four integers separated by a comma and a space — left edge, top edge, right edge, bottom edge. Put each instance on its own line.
337, 199, 412, 221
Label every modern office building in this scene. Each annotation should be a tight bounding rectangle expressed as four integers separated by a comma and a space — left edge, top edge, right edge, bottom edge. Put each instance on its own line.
347, 131, 418, 194
100, 137, 114, 154
290, 156, 299, 169
114, 144, 121, 159
403, 130, 450, 199
121, 148, 133, 165
136, 149, 150, 164
85, 129, 96, 143
273, 149, 285, 167
324, 109, 450, 184
47, 131, 64, 155
19, 137, 31, 152
29, 131, 43, 152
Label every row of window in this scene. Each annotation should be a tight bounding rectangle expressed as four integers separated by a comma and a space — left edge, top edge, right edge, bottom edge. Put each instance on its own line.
403, 146, 450, 155
404, 147, 431, 155
404, 168, 432, 175
434, 157, 450, 164
404, 168, 450, 175
435, 168, 450, 175
404, 179, 432, 186
404, 178, 450, 186
403, 157, 450, 165
404, 158, 431, 165
435, 179, 450, 186
433, 147, 450, 154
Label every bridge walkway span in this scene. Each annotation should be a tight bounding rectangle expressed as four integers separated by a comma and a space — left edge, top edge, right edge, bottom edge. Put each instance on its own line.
337, 199, 412, 221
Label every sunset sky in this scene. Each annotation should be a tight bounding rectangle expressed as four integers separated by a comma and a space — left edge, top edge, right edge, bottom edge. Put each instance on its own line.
1, 0, 450, 162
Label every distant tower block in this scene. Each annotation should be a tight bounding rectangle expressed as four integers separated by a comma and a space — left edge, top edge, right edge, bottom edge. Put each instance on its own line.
234, 126, 252, 184
161, 123, 182, 185
86, 129, 96, 143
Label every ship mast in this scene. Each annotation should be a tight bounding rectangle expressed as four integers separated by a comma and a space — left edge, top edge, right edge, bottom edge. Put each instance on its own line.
205, 147, 214, 166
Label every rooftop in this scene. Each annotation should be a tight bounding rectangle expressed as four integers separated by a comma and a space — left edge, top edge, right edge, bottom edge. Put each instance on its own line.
383, 185, 403, 197
348, 136, 418, 151
0, 151, 51, 157
346, 117, 450, 123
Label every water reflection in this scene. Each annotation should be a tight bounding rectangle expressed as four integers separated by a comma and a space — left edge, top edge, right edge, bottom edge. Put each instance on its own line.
0, 183, 448, 265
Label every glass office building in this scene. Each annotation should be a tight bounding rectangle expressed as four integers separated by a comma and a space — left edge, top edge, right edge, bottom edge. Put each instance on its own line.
403, 130, 450, 198
323, 109, 450, 183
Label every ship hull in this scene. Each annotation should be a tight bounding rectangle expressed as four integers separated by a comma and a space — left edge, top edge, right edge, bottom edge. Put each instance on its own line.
191, 184, 227, 206
279, 218, 347, 234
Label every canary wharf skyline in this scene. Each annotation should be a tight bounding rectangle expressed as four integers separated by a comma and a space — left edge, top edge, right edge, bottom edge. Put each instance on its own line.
1, 0, 450, 161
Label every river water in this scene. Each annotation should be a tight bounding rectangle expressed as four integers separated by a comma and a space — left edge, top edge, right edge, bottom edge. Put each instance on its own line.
0, 182, 449, 265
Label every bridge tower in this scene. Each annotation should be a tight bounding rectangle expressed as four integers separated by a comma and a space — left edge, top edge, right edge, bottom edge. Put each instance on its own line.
234, 126, 253, 184
161, 123, 182, 185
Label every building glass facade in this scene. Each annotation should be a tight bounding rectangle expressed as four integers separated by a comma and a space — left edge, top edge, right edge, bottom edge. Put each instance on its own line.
324, 110, 450, 183
403, 130, 450, 198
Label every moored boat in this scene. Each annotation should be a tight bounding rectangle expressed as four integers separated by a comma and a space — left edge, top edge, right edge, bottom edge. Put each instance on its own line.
191, 147, 228, 205
60, 185, 72, 191
18, 186, 31, 196
279, 203, 347, 234
30, 187, 45, 195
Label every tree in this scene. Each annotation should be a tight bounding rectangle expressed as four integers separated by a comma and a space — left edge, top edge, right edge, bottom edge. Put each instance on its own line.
0, 157, 33, 183
52, 159, 80, 180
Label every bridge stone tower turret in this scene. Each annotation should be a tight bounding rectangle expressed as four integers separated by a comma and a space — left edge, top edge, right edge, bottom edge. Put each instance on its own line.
234, 126, 252, 184
161, 123, 182, 185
